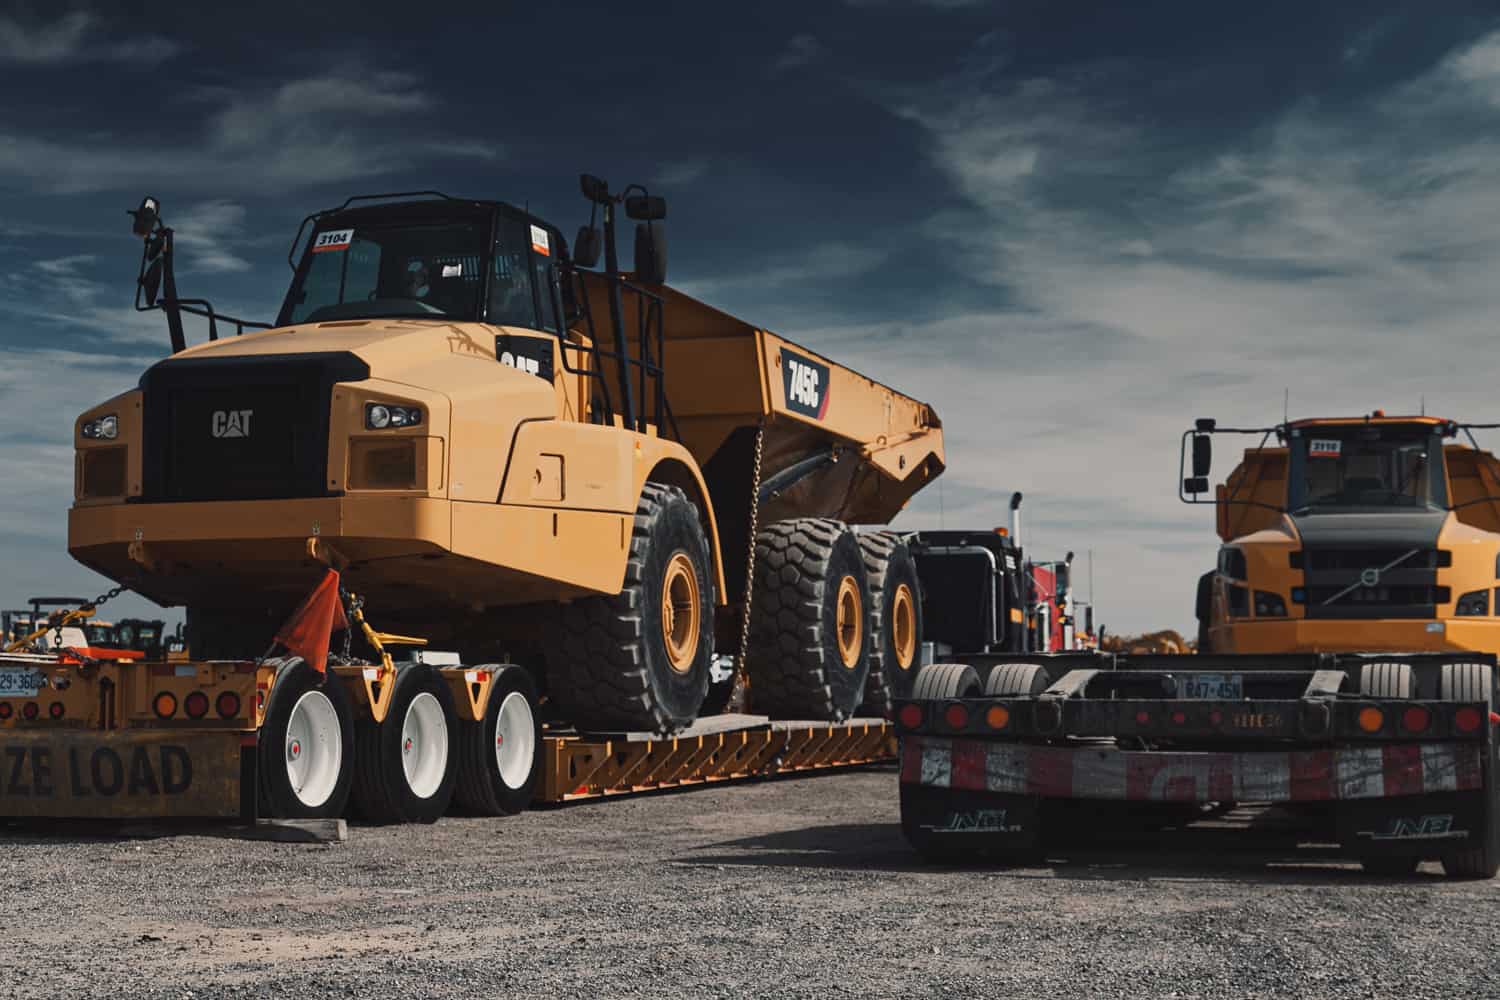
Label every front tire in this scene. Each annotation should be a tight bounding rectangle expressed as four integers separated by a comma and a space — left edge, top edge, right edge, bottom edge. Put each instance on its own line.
454, 664, 543, 816
258, 657, 354, 819
547, 483, 716, 734
351, 664, 458, 824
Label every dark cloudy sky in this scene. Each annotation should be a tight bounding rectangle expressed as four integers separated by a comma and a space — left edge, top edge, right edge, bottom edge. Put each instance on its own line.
3, 1, 1500, 634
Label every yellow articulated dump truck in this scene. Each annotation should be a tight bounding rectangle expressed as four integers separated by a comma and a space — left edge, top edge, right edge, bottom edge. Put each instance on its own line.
4, 175, 940, 824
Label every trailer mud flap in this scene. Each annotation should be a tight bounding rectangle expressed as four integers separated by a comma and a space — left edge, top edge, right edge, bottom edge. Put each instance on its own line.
1335, 791, 1492, 857
0, 731, 246, 820
899, 783, 1040, 860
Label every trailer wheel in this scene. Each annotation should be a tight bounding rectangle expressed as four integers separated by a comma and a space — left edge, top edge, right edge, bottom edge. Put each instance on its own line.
911, 662, 982, 701
351, 664, 458, 824
745, 518, 872, 721
985, 663, 1050, 697
258, 658, 354, 819
856, 532, 924, 718
1359, 662, 1415, 699
454, 664, 542, 816
1438, 662, 1498, 879
548, 483, 715, 734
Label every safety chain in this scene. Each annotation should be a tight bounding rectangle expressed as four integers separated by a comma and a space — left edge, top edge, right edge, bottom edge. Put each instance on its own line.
49, 585, 127, 653
728, 423, 766, 712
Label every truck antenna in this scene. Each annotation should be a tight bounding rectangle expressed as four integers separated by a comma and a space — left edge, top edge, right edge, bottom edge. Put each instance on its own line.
1283, 387, 1289, 425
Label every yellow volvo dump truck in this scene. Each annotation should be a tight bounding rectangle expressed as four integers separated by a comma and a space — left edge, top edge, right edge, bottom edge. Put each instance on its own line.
893, 413, 1499, 878
16, 175, 940, 824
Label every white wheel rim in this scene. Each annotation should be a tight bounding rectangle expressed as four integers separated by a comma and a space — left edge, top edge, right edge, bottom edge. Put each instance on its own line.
285, 690, 341, 809
494, 690, 536, 790
401, 691, 449, 799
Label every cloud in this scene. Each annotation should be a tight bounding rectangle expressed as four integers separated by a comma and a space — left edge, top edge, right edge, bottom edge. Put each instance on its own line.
0, 70, 501, 195
772, 34, 823, 74
172, 201, 253, 274
0, 11, 181, 66
843, 27, 1500, 633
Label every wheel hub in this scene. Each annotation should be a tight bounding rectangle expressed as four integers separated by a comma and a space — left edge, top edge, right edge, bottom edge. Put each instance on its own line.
892, 582, 917, 670
660, 552, 701, 674
835, 574, 863, 668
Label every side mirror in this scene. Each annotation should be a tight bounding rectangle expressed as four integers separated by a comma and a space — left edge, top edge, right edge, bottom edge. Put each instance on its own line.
141, 234, 166, 307
129, 196, 160, 237
1183, 476, 1209, 495
573, 225, 601, 268
624, 195, 667, 221
579, 174, 610, 205
633, 221, 666, 285
1192, 433, 1212, 478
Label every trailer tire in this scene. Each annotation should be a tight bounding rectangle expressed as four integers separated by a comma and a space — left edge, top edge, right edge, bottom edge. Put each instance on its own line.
857, 531, 924, 718
351, 664, 457, 824
911, 662, 982, 701
985, 663, 1050, 697
454, 664, 542, 816
1359, 662, 1415, 699
1438, 662, 1498, 879
258, 658, 354, 819
746, 518, 872, 721
548, 484, 715, 734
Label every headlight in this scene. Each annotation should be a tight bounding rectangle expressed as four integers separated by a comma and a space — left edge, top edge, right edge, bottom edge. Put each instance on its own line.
1455, 589, 1490, 616
1253, 590, 1287, 618
365, 403, 421, 430
81, 414, 118, 439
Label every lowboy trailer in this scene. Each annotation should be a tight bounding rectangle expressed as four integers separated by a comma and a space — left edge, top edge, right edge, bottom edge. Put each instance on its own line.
896, 652, 1499, 877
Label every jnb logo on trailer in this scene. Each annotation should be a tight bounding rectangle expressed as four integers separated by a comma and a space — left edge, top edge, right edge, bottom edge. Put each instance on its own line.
782, 349, 831, 419
210, 409, 253, 439
1361, 814, 1462, 841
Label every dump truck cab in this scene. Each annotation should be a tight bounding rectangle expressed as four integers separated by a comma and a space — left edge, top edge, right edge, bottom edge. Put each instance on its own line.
1185, 413, 1500, 654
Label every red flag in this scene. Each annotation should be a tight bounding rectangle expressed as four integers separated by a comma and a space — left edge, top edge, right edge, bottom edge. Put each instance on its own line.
273, 569, 348, 673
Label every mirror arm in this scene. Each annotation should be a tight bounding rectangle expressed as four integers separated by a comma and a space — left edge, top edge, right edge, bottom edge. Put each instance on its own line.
159, 229, 188, 355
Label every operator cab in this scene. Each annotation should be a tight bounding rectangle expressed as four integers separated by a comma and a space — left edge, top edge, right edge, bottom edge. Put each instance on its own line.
1286, 418, 1452, 515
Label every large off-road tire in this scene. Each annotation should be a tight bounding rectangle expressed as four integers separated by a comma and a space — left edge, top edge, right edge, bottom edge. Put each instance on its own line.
745, 518, 872, 721
1438, 662, 1498, 879
857, 531, 924, 718
258, 657, 355, 819
548, 483, 716, 734
454, 664, 543, 816
351, 664, 458, 824
911, 662, 982, 701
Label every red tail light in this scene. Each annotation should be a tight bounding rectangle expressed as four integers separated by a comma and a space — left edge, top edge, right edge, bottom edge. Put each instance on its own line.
1455, 707, 1483, 733
1135, 710, 1150, 725
216, 692, 241, 719
1171, 710, 1187, 725
48, 702, 64, 720
943, 703, 969, 729
184, 691, 209, 719
0, 702, 11, 720
21, 702, 38, 721
897, 703, 923, 729
1401, 706, 1430, 733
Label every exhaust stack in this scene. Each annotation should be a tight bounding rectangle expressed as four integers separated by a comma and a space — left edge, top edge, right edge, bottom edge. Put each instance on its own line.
1009, 491, 1023, 546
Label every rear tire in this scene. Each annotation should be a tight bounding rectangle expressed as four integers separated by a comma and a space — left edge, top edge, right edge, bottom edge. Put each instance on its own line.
911, 662, 982, 701
351, 664, 457, 824
857, 531, 924, 718
1359, 662, 1415, 699
548, 484, 716, 734
745, 518, 872, 721
258, 658, 354, 819
454, 664, 542, 816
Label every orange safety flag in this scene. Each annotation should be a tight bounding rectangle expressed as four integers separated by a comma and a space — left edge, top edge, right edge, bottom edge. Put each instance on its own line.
273, 569, 349, 673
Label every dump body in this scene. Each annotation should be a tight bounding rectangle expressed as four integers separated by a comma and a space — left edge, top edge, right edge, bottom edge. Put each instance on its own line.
897, 652, 1499, 869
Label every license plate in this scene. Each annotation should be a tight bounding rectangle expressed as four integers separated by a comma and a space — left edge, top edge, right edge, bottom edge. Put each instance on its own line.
0, 667, 45, 697
1176, 673, 1243, 700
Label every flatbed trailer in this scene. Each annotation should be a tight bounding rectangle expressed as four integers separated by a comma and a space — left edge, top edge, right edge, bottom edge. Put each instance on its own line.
895, 652, 1500, 877
0, 649, 891, 822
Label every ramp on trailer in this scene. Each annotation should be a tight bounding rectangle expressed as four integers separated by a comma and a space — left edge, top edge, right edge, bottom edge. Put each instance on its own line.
542, 715, 894, 802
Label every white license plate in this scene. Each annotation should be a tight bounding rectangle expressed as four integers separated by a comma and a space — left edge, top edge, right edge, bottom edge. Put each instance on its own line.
0, 667, 46, 698
1176, 673, 1243, 700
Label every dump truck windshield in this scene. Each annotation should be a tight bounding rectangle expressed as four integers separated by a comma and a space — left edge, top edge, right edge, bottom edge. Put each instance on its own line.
279, 218, 489, 325
1288, 428, 1447, 512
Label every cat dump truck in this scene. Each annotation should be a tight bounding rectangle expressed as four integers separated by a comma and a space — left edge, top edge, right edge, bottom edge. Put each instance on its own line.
26, 174, 940, 823
895, 414, 1500, 878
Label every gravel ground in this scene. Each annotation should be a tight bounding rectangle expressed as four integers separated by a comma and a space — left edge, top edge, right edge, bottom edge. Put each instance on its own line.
1, 765, 1496, 999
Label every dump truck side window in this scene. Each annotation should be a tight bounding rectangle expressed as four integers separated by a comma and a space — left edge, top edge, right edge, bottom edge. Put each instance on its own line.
491, 218, 537, 329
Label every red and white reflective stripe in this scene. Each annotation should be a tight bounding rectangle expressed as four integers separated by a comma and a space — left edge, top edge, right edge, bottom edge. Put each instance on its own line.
901, 737, 1486, 803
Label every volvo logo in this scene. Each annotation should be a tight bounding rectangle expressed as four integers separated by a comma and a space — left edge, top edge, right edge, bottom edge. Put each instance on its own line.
211, 409, 253, 439
1359, 567, 1381, 588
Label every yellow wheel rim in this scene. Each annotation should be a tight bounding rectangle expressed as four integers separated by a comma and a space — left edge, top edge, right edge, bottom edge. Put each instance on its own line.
661, 552, 700, 674
891, 583, 917, 670
835, 575, 863, 669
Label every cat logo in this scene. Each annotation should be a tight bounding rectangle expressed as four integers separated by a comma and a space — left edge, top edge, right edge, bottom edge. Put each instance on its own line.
210, 409, 253, 439
494, 333, 554, 382
781, 349, 831, 420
